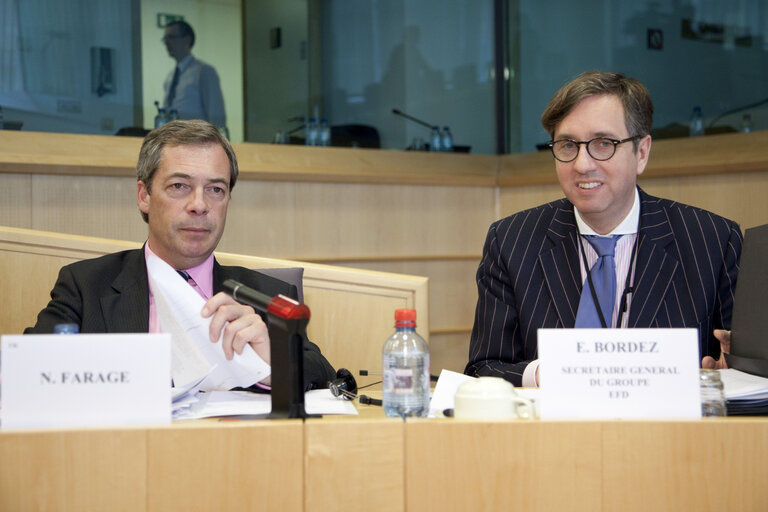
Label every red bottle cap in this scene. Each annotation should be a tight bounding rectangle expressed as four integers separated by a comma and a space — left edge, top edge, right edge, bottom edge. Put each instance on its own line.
395, 309, 417, 327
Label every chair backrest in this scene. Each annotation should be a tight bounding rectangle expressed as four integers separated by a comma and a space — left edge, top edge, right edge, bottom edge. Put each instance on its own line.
256, 267, 304, 303
330, 124, 380, 148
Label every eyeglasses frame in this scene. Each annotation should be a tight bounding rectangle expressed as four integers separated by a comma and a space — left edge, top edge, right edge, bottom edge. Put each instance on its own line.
547, 135, 643, 162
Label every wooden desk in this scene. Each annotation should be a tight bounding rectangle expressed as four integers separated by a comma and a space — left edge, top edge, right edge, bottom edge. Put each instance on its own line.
0, 420, 304, 511
405, 418, 768, 511
2, 414, 767, 511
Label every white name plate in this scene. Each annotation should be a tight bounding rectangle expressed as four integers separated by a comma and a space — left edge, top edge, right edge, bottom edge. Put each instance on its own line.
538, 328, 701, 419
1, 333, 171, 430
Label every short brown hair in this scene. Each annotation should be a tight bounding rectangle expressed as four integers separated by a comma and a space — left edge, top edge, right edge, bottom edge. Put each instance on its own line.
136, 120, 238, 222
541, 71, 653, 147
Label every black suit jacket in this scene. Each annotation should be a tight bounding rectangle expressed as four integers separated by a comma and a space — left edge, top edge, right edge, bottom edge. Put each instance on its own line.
466, 188, 742, 386
25, 248, 336, 390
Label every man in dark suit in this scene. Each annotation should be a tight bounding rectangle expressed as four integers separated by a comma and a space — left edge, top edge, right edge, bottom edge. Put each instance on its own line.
26, 120, 335, 390
465, 71, 741, 387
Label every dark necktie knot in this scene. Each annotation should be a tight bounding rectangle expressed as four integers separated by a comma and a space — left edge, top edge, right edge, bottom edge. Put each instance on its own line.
176, 270, 192, 282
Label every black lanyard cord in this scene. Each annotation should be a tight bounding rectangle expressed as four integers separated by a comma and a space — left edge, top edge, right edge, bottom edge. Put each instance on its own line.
577, 234, 638, 328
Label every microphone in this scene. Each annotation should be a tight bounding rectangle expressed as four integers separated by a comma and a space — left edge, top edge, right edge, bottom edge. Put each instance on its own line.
391, 108, 434, 129
223, 279, 310, 320
223, 279, 313, 419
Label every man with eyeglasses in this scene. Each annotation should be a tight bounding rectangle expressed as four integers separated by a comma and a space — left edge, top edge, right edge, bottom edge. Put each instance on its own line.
161, 20, 226, 129
465, 71, 741, 387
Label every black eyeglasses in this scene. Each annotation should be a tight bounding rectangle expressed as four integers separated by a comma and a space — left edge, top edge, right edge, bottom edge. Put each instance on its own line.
547, 135, 642, 162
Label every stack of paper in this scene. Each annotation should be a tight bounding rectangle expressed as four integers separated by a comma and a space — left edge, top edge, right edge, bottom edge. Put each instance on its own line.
172, 389, 358, 420
720, 369, 768, 415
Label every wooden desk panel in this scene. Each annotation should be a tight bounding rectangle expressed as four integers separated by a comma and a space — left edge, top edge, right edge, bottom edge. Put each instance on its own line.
305, 417, 404, 512
405, 420, 602, 512
601, 420, 768, 512
0, 428, 147, 511
2, 417, 768, 511
147, 421, 303, 512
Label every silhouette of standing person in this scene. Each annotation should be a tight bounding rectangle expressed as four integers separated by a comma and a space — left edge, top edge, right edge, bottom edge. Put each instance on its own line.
162, 20, 226, 129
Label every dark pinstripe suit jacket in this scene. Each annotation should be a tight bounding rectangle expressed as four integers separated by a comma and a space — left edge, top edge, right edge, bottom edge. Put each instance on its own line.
465, 188, 742, 386
25, 247, 336, 390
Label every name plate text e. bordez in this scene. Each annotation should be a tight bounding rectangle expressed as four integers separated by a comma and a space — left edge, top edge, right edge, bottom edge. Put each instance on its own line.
538, 328, 701, 419
1, 333, 171, 430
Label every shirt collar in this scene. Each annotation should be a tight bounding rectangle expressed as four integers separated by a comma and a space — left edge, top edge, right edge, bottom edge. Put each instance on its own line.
144, 241, 215, 299
574, 187, 640, 236
177, 54, 194, 72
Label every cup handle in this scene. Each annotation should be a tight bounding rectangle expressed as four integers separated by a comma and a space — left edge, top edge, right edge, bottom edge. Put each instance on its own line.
510, 396, 534, 419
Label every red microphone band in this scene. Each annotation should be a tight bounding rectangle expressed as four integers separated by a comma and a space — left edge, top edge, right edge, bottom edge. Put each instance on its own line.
267, 294, 311, 320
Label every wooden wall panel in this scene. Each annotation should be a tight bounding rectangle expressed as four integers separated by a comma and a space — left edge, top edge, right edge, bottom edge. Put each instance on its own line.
29, 174, 145, 241
640, 172, 768, 230
0, 173, 32, 229
220, 181, 495, 260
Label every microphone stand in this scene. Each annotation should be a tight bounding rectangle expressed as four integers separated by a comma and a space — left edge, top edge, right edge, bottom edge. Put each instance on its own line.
223, 279, 318, 419
391, 108, 434, 129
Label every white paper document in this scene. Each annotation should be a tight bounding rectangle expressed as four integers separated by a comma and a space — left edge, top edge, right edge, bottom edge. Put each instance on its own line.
173, 389, 358, 419
429, 369, 475, 417
146, 255, 270, 392
538, 328, 701, 419
719, 368, 768, 400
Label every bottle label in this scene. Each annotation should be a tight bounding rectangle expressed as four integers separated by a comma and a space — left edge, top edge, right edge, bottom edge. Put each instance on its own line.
391, 368, 414, 394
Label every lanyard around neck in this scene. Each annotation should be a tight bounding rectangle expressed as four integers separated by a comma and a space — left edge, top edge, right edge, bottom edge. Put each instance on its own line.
577, 233, 638, 328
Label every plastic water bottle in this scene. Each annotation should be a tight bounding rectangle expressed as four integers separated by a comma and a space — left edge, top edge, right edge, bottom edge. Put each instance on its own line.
741, 114, 753, 133
689, 106, 704, 137
382, 309, 430, 418
54, 323, 79, 334
154, 108, 168, 129
168, 109, 179, 122
700, 369, 727, 417
441, 126, 453, 152
306, 117, 318, 146
319, 119, 331, 147
429, 126, 442, 152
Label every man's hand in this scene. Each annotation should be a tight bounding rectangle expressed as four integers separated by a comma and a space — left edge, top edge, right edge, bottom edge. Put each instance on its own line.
702, 329, 731, 369
201, 292, 271, 365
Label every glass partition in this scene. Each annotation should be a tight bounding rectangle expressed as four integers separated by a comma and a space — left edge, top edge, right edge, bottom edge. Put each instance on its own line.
2, 0, 766, 155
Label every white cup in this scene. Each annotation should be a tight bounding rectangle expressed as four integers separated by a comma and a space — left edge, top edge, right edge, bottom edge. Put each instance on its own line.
454, 377, 534, 419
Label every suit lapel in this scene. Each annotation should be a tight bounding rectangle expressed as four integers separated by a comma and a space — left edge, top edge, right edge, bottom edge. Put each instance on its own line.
628, 191, 679, 327
101, 249, 150, 332
539, 205, 582, 327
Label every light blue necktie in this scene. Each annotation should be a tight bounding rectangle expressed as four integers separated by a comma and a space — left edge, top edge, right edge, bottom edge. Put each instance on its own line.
575, 235, 619, 328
